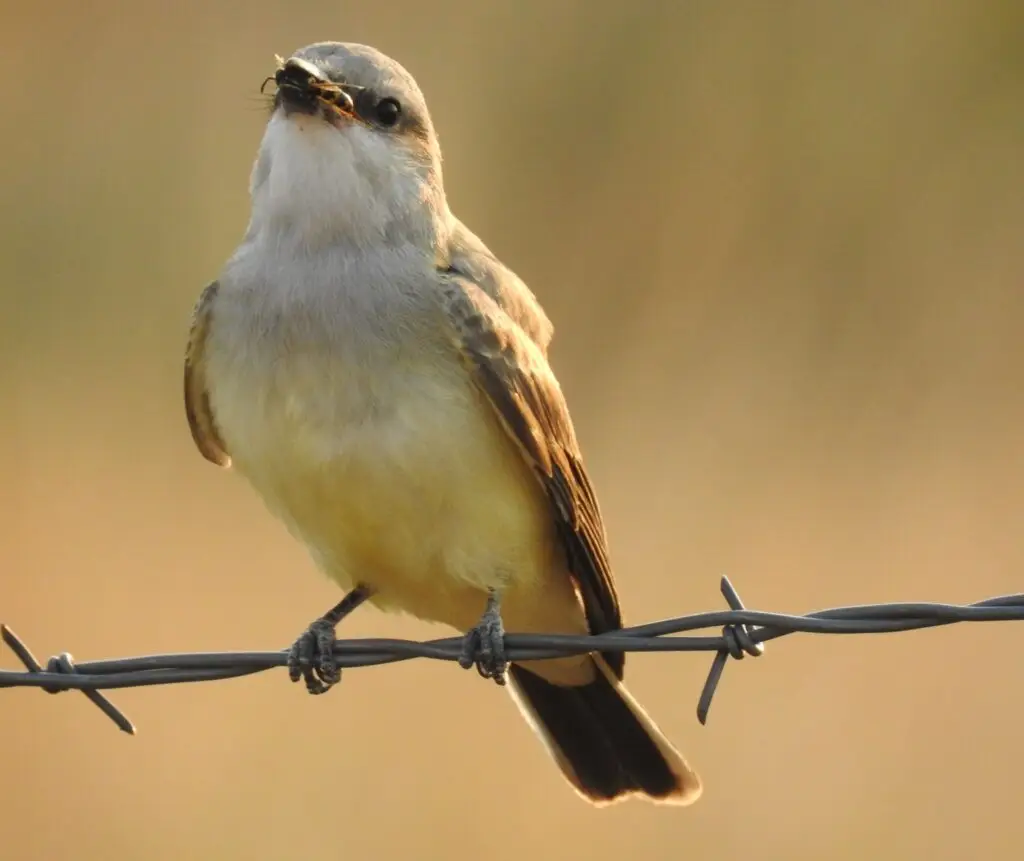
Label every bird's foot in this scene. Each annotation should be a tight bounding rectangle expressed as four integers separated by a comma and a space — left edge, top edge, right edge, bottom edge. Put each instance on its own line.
287, 586, 372, 695
459, 591, 508, 685
287, 617, 341, 695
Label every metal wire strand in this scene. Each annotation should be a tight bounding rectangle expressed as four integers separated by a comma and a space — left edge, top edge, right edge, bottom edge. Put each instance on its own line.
3, 577, 1023, 735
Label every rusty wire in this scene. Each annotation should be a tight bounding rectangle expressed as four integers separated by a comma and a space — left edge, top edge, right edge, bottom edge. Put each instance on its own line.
3, 577, 1023, 736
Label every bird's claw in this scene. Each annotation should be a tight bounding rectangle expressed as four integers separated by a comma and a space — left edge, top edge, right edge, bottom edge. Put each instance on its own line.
287, 618, 341, 695
459, 596, 508, 685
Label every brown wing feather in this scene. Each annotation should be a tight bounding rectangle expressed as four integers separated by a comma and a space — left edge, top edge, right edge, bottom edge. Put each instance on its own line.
441, 273, 624, 678
184, 281, 230, 467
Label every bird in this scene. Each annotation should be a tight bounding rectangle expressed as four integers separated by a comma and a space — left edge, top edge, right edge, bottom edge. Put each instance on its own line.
183, 41, 701, 806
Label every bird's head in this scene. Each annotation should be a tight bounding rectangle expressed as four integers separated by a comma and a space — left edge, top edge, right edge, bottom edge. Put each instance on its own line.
249, 42, 449, 252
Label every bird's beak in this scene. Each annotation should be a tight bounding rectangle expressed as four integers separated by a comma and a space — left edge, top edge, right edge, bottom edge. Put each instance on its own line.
268, 56, 356, 121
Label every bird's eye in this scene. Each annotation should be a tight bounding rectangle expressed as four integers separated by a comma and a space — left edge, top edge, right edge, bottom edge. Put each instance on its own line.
374, 97, 401, 127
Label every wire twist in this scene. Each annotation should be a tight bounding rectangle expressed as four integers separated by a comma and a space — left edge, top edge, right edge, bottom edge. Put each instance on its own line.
4, 576, 1023, 735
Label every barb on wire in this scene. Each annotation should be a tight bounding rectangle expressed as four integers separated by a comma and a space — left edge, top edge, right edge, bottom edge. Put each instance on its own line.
3, 577, 1024, 735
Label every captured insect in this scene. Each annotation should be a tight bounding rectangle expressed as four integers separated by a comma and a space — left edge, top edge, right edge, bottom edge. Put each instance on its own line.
261, 54, 358, 116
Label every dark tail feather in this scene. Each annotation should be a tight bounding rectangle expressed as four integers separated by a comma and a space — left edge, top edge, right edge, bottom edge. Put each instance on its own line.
508, 659, 702, 806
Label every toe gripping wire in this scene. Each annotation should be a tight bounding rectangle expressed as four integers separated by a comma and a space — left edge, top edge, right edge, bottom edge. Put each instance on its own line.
696, 577, 765, 725
1, 624, 135, 734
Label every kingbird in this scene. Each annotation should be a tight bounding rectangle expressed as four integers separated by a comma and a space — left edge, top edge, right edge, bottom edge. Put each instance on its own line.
184, 41, 701, 806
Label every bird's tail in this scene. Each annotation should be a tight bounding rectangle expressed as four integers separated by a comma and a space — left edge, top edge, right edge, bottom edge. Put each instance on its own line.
508, 657, 702, 806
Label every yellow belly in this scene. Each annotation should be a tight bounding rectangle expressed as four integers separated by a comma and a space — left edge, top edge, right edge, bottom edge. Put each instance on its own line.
211, 348, 586, 641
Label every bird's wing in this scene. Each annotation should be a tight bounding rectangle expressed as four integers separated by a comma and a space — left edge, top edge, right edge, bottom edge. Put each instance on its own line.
183, 281, 231, 467
447, 217, 555, 354
440, 270, 624, 678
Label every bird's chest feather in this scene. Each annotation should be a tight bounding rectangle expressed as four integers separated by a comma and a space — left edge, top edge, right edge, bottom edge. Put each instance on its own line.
202, 287, 536, 598
211, 296, 460, 486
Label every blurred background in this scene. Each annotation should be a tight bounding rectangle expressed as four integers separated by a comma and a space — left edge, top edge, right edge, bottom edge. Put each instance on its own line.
2, 1, 1023, 858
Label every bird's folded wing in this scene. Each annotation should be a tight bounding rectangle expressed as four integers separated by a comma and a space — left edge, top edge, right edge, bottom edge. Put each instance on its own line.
440, 273, 625, 677
447, 218, 555, 353
184, 281, 231, 467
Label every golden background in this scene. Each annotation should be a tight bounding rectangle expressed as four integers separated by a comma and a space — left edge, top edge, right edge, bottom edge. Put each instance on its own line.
2, 2, 1023, 858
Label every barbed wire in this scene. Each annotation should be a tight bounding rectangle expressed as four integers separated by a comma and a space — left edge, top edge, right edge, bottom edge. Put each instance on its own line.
3, 577, 1023, 736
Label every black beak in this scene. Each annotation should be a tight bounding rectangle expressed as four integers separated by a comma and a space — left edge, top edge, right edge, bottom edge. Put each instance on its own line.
276, 57, 329, 92
273, 58, 328, 115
